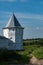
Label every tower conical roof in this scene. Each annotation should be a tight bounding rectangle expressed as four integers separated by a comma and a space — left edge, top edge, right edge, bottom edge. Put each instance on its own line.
5, 14, 21, 28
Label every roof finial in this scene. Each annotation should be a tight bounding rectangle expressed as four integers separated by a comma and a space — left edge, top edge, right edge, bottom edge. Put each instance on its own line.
12, 11, 14, 15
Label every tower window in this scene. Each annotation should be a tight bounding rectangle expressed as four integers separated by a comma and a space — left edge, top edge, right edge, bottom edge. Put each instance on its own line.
10, 37, 12, 39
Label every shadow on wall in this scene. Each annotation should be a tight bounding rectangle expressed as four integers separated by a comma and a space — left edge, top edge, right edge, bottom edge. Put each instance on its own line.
0, 36, 16, 50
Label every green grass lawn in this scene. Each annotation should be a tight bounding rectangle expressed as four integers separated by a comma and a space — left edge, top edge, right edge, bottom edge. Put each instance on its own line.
32, 47, 43, 59
0, 38, 43, 64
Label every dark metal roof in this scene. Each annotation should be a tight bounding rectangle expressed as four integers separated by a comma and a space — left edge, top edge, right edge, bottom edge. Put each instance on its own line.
5, 14, 21, 28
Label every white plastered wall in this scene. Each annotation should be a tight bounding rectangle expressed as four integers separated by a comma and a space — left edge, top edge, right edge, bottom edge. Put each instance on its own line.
3, 29, 9, 38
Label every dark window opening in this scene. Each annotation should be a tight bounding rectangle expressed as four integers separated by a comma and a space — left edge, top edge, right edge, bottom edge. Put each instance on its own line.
10, 37, 12, 39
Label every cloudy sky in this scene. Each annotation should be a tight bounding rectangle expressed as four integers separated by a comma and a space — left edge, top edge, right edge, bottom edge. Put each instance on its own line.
0, 0, 43, 39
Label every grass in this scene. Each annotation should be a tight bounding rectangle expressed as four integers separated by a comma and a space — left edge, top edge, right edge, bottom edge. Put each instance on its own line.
23, 39, 43, 59
32, 47, 43, 59
17, 45, 43, 59
0, 38, 43, 64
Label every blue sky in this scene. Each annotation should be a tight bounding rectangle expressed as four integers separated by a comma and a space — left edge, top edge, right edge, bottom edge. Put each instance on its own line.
0, 0, 43, 39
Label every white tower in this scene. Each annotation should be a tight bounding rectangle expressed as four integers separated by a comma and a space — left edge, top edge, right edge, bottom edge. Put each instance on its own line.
3, 14, 24, 50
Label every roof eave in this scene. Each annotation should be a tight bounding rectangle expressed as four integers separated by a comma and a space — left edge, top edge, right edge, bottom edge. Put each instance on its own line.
3, 26, 24, 29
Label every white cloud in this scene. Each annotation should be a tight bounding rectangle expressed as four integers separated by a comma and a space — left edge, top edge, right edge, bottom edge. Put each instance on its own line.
40, 1, 43, 5
0, 0, 16, 2
0, 11, 12, 18
36, 27, 39, 30
15, 12, 43, 20
20, 0, 28, 2
0, 0, 28, 2
0, 11, 43, 21
0, 11, 11, 14
30, 27, 43, 30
